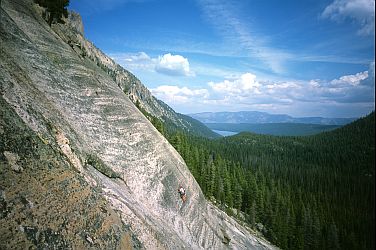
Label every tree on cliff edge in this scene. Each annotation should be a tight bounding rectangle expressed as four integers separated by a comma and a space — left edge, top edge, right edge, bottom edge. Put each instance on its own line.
35, 0, 69, 26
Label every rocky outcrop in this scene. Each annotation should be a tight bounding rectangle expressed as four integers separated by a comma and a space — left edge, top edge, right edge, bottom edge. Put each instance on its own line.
0, 0, 276, 249
66, 11, 84, 35
0, 95, 140, 249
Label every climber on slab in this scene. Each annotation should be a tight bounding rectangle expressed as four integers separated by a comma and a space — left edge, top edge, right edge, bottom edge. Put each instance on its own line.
177, 185, 186, 203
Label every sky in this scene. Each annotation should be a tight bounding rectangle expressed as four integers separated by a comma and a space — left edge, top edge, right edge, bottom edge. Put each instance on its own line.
69, 0, 375, 118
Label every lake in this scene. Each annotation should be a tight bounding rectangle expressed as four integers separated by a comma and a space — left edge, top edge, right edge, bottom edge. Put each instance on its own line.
212, 129, 238, 137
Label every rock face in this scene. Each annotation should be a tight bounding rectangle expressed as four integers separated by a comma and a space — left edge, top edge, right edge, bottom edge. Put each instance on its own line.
66, 11, 84, 35
0, 0, 276, 249
0, 98, 139, 249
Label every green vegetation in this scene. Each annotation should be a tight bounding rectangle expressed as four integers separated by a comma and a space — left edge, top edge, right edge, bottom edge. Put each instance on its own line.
146, 109, 374, 250
205, 122, 341, 136
34, 0, 69, 26
153, 99, 220, 138
176, 112, 221, 138
135, 100, 166, 136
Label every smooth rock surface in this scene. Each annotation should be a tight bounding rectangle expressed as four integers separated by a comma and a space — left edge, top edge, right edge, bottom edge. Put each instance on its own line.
0, 97, 139, 249
0, 0, 277, 249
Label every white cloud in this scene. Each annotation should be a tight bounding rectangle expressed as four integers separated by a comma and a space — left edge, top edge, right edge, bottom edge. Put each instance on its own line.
208, 73, 261, 95
321, 0, 375, 35
330, 71, 368, 86
155, 53, 194, 76
209, 71, 356, 102
110, 52, 155, 71
151, 85, 208, 104
125, 51, 151, 62
110, 52, 195, 77
154, 68, 374, 117
207, 69, 372, 105
309, 80, 321, 88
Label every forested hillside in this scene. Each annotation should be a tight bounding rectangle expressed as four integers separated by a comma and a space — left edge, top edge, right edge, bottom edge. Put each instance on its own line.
151, 111, 374, 249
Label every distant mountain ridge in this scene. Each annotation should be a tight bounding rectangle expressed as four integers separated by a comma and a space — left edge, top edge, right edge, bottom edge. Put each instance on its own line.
189, 111, 357, 125
206, 123, 341, 136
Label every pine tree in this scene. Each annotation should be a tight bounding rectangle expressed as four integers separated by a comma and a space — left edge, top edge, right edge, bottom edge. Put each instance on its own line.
35, 0, 70, 26
224, 171, 233, 207
327, 222, 340, 250
233, 182, 242, 211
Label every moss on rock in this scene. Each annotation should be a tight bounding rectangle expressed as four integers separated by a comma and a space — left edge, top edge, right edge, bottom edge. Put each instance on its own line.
86, 154, 121, 179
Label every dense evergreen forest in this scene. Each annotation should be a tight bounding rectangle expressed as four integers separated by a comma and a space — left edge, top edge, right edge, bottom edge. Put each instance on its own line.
145, 108, 374, 250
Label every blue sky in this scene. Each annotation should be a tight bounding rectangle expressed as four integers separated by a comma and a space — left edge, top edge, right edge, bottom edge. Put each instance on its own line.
69, 0, 375, 118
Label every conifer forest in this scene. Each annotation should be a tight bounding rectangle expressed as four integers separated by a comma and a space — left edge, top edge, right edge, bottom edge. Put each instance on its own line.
149, 111, 374, 250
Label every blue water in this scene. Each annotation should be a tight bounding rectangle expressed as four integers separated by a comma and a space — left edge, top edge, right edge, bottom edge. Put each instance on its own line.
212, 129, 238, 137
